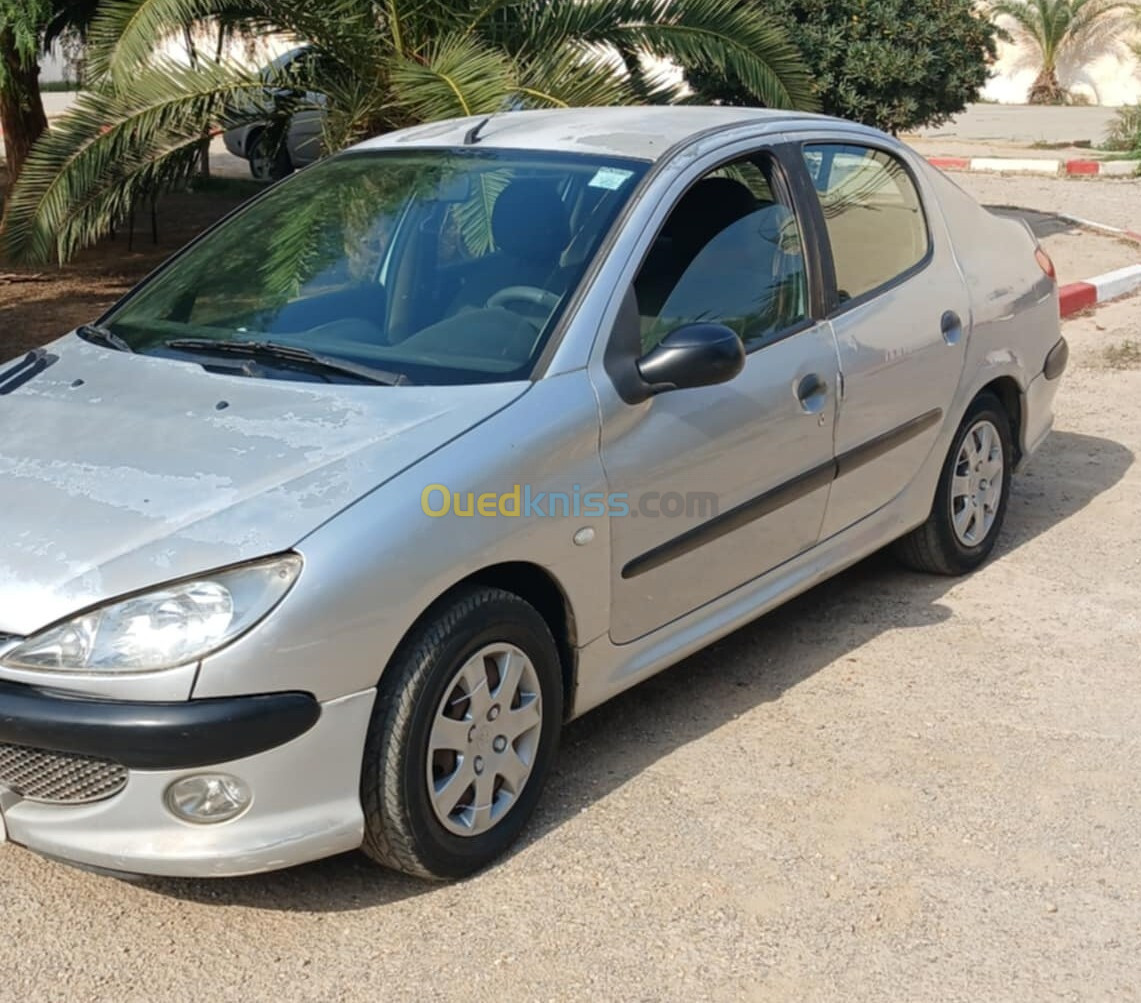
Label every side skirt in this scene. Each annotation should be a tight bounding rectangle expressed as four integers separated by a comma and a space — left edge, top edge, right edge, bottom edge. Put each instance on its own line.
571, 474, 936, 719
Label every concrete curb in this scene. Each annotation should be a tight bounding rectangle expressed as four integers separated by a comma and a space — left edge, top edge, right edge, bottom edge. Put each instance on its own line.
928, 156, 1139, 179
1059, 264, 1141, 318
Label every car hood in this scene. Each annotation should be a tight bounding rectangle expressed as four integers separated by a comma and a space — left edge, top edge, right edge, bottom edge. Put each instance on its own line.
0, 337, 526, 635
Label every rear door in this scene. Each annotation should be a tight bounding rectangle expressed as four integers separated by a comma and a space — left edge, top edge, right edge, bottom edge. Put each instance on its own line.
793, 139, 970, 538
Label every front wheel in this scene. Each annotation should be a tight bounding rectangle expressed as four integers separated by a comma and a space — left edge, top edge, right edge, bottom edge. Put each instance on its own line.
894, 393, 1013, 576
360, 586, 563, 880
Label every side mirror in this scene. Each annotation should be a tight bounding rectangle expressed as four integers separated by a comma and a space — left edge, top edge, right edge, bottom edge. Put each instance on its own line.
636, 323, 746, 397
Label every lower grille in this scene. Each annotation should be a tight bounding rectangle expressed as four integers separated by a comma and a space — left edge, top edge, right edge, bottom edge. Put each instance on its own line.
0, 743, 128, 804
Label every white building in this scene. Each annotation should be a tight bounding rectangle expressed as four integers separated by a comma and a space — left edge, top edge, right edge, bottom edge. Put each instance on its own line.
38, 32, 295, 85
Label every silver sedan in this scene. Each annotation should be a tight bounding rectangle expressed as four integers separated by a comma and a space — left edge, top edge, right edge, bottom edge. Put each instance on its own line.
0, 106, 1066, 880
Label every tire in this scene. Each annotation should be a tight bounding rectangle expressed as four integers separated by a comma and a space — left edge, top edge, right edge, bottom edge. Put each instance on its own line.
360, 586, 563, 880
247, 130, 293, 182
893, 392, 1013, 576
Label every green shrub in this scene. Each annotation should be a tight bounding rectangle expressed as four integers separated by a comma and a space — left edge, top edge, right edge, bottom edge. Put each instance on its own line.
1103, 105, 1141, 157
687, 0, 1000, 134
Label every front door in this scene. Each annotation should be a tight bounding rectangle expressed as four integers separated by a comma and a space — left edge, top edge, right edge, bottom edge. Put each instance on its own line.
596, 151, 840, 644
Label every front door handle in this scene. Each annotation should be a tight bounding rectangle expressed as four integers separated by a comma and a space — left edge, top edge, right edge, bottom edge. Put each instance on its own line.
941, 310, 963, 345
796, 373, 828, 414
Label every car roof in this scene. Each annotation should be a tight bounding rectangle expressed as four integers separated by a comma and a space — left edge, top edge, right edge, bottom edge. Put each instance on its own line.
352, 105, 861, 163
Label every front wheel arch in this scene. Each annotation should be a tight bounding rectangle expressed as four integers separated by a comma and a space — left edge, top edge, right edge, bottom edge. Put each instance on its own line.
390, 562, 578, 719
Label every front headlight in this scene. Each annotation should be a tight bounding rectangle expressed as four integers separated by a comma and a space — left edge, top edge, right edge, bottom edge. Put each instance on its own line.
1, 555, 302, 674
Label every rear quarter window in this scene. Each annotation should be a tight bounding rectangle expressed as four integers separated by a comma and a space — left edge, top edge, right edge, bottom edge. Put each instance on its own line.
803, 144, 930, 306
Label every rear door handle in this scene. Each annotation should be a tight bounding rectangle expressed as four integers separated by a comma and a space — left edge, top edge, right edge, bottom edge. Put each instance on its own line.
796, 373, 828, 414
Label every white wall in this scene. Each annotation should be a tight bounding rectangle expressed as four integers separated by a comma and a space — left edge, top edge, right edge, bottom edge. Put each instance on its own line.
39, 45, 74, 84
38, 31, 298, 85
984, 32, 1141, 106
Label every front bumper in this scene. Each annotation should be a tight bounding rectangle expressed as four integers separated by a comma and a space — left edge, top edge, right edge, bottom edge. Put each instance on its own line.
0, 679, 320, 770
0, 687, 376, 877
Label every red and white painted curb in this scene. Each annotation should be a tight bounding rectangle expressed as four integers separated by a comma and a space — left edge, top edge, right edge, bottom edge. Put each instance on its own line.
1059, 264, 1141, 318
928, 155, 1138, 178
1050, 214, 1141, 317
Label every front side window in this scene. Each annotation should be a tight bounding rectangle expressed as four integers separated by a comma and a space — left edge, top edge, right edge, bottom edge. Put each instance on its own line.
633, 154, 809, 353
802, 144, 929, 305
103, 149, 648, 385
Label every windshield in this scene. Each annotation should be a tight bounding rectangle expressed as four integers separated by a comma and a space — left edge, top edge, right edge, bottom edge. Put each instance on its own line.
102, 149, 648, 385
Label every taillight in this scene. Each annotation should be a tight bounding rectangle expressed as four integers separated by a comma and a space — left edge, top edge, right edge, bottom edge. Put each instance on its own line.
1035, 247, 1057, 282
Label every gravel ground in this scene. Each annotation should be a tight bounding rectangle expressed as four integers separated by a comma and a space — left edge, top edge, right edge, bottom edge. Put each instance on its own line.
1036, 227, 1139, 287
1, 178, 1140, 1003
954, 173, 1141, 235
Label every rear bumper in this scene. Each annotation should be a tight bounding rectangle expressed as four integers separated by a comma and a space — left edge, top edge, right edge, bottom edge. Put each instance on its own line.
1, 689, 375, 877
1019, 338, 1067, 470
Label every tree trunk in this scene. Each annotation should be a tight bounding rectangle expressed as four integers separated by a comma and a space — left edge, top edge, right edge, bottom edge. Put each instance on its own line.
1028, 65, 1065, 105
0, 28, 49, 186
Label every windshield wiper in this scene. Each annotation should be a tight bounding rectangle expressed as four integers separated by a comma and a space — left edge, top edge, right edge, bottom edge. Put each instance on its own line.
78, 323, 135, 353
162, 338, 411, 386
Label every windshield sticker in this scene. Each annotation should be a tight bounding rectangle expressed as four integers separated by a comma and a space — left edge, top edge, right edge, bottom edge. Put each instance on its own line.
588, 167, 635, 191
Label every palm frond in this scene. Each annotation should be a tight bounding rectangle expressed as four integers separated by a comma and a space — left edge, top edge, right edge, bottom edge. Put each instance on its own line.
475, 0, 815, 110
276, 0, 381, 68
611, 0, 817, 110
474, 0, 638, 53
514, 46, 636, 108
3, 59, 282, 264
990, 0, 1138, 65
389, 34, 517, 120
86, 0, 258, 82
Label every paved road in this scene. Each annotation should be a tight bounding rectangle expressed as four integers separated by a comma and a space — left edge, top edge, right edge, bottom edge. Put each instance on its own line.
916, 103, 1121, 146
40, 91, 78, 118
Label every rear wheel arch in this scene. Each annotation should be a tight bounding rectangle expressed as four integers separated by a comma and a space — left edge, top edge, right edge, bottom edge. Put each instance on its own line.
977, 376, 1024, 467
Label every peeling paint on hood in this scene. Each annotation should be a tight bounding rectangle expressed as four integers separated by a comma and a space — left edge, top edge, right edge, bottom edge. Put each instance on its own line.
0, 336, 526, 635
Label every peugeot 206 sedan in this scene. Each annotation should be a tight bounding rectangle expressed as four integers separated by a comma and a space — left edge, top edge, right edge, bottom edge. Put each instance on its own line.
0, 107, 1066, 880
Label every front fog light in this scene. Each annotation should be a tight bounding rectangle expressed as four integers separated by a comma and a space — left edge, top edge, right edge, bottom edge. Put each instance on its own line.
165, 774, 252, 824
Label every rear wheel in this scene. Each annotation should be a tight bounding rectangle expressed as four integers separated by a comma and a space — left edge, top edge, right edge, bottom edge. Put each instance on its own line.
247, 130, 293, 182
894, 393, 1013, 575
360, 586, 563, 880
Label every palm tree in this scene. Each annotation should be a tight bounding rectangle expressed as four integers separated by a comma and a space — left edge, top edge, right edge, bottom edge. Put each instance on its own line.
3, 0, 816, 265
990, 0, 1139, 104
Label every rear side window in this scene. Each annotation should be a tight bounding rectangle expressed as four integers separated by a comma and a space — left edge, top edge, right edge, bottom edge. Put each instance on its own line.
803, 144, 929, 305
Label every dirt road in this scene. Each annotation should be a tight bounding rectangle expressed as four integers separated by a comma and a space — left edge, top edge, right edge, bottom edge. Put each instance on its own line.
1, 180, 1139, 1003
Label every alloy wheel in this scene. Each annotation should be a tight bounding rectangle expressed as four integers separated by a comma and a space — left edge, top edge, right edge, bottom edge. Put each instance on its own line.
950, 418, 1005, 547
426, 644, 543, 837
